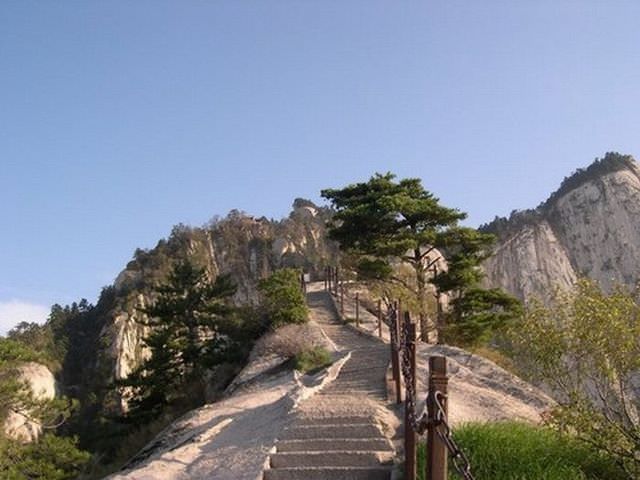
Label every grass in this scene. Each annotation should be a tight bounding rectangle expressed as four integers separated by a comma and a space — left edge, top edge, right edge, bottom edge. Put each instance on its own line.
414, 422, 625, 480
294, 346, 332, 374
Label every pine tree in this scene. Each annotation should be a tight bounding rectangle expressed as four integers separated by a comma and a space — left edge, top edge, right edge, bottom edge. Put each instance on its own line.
258, 268, 308, 328
121, 261, 237, 423
322, 172, 521, 344
0, 338, 89, 480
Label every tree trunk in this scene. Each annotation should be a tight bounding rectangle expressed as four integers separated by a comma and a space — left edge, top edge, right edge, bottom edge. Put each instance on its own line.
433, 264, 444, 344
415, 256, 436, 343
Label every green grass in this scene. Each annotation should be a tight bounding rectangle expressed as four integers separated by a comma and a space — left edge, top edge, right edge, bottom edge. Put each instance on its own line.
414, 422, 625, 480
294, 346, 332, 374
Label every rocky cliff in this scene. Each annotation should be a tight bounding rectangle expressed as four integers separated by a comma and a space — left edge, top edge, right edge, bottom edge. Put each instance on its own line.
481, 153, 640, 300
3, 362, 57, 443
64, 199, 336, 414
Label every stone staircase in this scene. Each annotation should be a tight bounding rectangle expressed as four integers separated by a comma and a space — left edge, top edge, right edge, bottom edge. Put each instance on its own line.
263, 288, 394, 480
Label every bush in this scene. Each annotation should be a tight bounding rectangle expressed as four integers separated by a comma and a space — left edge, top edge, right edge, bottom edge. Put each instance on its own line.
294, 347, 332, 374
258, 269, 308, 328
0, 433, 90, 480
254, 324, 324, 360
508, 280, 640, 478
415, 422, 625, 480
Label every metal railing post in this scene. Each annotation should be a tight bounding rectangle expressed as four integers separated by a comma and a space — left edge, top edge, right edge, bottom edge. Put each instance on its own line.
427, 356, 448, 480
404, 315, 417, 480
355, 292, 359, 327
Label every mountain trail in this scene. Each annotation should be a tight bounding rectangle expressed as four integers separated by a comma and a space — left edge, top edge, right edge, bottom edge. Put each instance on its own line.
262, 283, 397, 480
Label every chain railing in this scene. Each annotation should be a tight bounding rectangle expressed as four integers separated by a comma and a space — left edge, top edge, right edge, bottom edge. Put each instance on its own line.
325, 265, 385, 339
393, 307, 477, 480
433, 391, 475, 480
324, 265, 475, 480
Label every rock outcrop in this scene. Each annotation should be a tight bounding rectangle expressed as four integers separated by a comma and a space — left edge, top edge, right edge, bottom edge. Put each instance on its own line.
3, 362, 57, 443
482, 153, 640, 300
65, 199, 337, 414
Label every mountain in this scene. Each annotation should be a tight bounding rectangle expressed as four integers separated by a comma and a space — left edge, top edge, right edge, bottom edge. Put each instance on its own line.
57, 200, 336, 423
481, 152, 640, 300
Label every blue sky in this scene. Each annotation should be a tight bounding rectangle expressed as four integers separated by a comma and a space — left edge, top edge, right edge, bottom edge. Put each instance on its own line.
2, 1, 640, 333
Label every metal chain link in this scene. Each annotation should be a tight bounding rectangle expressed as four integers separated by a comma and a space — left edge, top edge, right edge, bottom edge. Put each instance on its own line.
387, 306, 401, 351
388, 306, 476, 479
433, 391, 476, 480
399, 314, 430, 434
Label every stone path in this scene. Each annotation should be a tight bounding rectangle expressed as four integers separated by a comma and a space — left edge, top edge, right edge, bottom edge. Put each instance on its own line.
263, 285, 394, 480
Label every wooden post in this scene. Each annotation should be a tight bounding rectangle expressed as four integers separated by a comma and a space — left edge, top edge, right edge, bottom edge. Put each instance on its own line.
404, 315, 417, 480
355, 292, 360, 327
390, 302, 401, 404
340, 283, 345, 318
426, 356, 448, 480
377, 299, 382, 338
334, 267, 339, 296
327, 266, 332, 293
394, 306, 402, 404
324, 266, 328, 291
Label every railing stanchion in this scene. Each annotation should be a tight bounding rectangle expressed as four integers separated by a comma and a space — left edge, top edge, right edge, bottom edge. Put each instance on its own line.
394, 306, 402, 403
405, 315, 417, 480
390, 303, 400, 404
355, 292, 359, 327
427, 356, 448, 480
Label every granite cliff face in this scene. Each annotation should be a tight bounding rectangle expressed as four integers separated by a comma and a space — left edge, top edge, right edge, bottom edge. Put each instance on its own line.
68, 200, 336, 411
482, 153, 640, 300
3, 362, 57, 443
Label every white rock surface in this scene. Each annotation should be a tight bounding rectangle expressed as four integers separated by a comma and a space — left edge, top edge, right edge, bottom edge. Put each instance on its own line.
484, 158, 640, 300
414, 345, 554, 426
3, 362, 57, 443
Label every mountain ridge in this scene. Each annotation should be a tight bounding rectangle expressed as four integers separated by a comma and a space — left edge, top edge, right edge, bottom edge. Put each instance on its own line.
481, 152, 640, 300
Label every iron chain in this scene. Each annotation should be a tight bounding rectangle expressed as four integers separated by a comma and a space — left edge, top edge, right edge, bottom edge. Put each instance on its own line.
433, 391, 476, 480
388, 306, 476, 480
398, 311, 430, 434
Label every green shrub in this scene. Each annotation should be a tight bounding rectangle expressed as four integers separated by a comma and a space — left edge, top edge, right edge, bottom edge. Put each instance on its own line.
0, 434, 90, 480
259, 268, 308, 328
294, 347, 332, 374
507, 280, 640, 477
415, 422, 625, 480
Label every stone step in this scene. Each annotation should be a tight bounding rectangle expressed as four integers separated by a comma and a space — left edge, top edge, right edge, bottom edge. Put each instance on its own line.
264, 466, 392, 480
294, 416, 375, 426
276, 438, 393, 453
280, 424, 382, 440
270, 451, 393, 468
319, 391, 386, 397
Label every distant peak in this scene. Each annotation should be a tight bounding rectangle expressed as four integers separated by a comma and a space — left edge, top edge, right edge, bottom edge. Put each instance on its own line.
480, 152, 639, 238
542, 152, 638, 208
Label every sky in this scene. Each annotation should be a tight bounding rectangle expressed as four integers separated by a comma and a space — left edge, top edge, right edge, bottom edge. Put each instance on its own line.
2, 1, 640, 333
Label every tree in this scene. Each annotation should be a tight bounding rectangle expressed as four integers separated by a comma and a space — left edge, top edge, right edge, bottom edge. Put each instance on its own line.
0, 434, 90, 480
120, 261, 237, 423
431, 226, 522, 345
259, 268, 308, 328
322, 172, 520, 343
509, 280, 640, 479
0, 338, 89, 480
